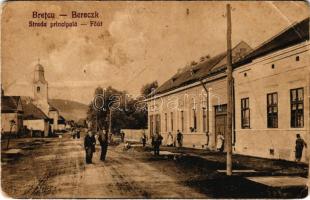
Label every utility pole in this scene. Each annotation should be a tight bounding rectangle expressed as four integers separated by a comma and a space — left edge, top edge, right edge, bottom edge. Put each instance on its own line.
109, 109, 112, 134
96, 112, 98, 131
226, 4, 233, 176
306, 68, 310, 188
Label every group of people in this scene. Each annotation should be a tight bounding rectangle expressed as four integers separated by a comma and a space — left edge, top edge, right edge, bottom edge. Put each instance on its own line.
84, 128, 307, 164
71, 128, 81, 139
166, 130, 184, 147
84, 130, 109, 164
151, 130, 184, 156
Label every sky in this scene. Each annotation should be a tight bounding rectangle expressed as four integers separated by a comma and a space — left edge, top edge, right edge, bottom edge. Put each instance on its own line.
1, 1, 309, 104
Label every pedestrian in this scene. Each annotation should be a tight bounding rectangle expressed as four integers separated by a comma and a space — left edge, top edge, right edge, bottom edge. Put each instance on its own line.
295, 134, 307, 162
141, 131, 147, 147
176, 130, 183, 148
205, 131, 210, 150
76, 128, 80, 139
72, 128, 76, 139
216, 134, 225, 152
121, 131, 125, 143
84, 131, 96, 164
153, 133, 163, 156
166, 132, 174, 147
98, 130, 108, 161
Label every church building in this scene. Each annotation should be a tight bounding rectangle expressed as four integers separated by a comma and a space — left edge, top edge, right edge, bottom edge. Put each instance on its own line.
1, 61, 63, 137
32, 63, 60, 132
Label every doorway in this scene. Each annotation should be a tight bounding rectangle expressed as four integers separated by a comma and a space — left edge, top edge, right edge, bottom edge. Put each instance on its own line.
215, 104, 227, 150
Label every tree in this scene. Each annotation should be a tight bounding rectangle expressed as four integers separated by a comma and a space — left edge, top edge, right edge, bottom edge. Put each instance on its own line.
141, 81, 158, 97
190, 61, 198, 66
6, 119, 16, 150
87, 86, 148, 133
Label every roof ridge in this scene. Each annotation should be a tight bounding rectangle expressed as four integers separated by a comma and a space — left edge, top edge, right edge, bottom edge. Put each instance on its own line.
247, 17, 308, 56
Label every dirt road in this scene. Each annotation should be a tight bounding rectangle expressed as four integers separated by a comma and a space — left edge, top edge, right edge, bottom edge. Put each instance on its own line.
1, 133, 207, 198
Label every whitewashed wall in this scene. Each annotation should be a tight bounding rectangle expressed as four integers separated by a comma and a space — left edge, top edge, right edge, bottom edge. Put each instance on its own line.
233, 41, 310, 162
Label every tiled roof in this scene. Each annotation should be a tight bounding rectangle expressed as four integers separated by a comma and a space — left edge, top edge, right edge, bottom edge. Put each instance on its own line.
235, 17, 309, 66
58, 115, 66, 124
49, 105, 58, 111
1, 96, 22, 113
20, 98, 49, 120
152, 41, 252, 96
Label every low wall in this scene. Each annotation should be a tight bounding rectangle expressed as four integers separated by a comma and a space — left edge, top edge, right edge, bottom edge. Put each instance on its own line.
234, 129, 309, 162
160, 132, 209, 149
123, 129, 147, 142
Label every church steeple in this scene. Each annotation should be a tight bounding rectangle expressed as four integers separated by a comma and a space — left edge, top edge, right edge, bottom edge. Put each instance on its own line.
33, 60, 49, 115
34, 59, 47, 84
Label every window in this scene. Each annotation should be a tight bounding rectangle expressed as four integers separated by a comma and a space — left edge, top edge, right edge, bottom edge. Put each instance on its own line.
180, 111, 184, 131
155, 114, 161, 134
202, 107, 207, 132
241, 98, 250, 128
290, 88, 304, 128
170, 112, 174, 131
37, 86, 40, 92
267, 92, 278, 128
150, 115, 153, 136
192, 109, 197, 131
296, 56, 300, 61
164, 113, 168, 132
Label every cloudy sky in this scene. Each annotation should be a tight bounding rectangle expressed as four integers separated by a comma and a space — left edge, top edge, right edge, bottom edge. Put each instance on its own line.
2, 1, 308, 104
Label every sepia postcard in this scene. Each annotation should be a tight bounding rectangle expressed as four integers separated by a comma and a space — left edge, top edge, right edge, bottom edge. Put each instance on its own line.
1, 0, 309, 199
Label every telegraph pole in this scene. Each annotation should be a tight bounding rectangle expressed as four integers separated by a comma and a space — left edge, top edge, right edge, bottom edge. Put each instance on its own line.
109, 109, 112, 134
226, 4, 233, 176
306, 68, 310, 188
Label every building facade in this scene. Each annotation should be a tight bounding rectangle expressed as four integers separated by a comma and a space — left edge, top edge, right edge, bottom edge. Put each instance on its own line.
233, 18, 309, 162
21, 97, 50, 136
147, 41, 252, 149
32, 63, 60, 132
146, 17, 309, 162
1, 96, 23, 135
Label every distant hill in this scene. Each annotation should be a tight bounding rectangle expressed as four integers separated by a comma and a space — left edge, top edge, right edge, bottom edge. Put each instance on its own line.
49, 99, 88, 122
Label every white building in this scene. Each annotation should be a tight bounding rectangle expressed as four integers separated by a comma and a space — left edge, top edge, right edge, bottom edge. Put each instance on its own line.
21, 97, 50, 137
32, 63, 60, 131
146, 41, 252, 149
233, 17, 309, 162
146, 17, 309, 162
1, 96, 23, 135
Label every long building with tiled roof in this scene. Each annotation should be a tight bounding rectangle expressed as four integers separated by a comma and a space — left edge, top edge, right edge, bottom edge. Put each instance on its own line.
145, 17, 309, 163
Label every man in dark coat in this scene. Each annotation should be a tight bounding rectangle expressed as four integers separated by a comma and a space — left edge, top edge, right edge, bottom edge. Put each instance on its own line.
153, 133, 163, 156
98, 130, 108, 161
141, 132, 147, 147
295, 134, 307, 162
84, 131, 96, 164
176, 130, 183, 148
120, 131, 125, 143
76, 128, 80, 139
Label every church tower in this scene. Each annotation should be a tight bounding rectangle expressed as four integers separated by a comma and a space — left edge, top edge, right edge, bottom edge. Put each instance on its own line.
33, 62, 50, 115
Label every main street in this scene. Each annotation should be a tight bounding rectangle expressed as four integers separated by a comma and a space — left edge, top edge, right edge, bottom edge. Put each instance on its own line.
1, 131, 207, 198
1, 131, 307, 198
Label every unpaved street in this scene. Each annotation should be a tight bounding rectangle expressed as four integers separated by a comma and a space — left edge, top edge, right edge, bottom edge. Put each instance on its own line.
1, 133, 207, 198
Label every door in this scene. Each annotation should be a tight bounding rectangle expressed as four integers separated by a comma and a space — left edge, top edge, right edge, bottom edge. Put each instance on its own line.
215, 104, 227, 150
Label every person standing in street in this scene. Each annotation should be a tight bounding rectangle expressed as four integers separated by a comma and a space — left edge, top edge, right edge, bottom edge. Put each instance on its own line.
153, 133, 163, 156
216, 134, 225, 152
295, 134, 307, 162
98, 130, 108, 161
72, 128, 76, 139
120, 131, 125, 143
176, 130, 183, 148
166, 132, 174, 147
141, 131, 147, 147
84, 131, 96, 164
